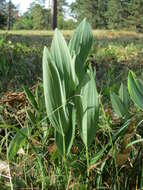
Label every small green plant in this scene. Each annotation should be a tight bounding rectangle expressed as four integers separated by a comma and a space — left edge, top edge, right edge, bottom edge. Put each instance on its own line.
128, 71, 143, 111
43, 18, 99, 175
110, 82, 130, 118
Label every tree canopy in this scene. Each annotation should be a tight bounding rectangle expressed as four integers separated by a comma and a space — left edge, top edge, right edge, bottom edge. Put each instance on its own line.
1, 0, 143, 31
71, 0, 143, 31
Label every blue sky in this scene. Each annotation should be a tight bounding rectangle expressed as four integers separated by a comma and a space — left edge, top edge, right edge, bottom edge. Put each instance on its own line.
7, 0, 75, 14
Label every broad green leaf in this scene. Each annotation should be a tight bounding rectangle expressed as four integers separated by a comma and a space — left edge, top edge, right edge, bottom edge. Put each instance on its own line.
137, 80, 143, 96
128, 71, 143, 111
69, 18, 93, 82
43, 47, 69, 134
55, 107, 76, 156
110, 92, 127, 118
43, 20, 94, 158
8, 127, 30, 161
51, 29, 77, 97
119, 83, 129, 109
24, 86, 38, 111
76, 68, 99, 146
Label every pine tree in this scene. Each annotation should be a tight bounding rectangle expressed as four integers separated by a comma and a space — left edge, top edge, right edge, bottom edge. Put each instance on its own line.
51, 0, 58, 29
128, 0, 143, 32
7, 0, 11, 30
120, 0, 131, 28
6, 1, 18, 30
97, 0, 108, 29
0, 0, 6, 28
71, 0, 109, 29
29, 2, 50, 29
57, 0, 68, 29
106, 0, 123, 29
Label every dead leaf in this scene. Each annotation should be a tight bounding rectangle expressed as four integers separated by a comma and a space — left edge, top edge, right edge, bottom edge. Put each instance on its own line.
48, 143, 56, 154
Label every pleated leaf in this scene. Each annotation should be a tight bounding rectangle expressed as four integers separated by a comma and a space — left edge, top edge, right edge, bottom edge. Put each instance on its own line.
137, 80, 143, 95
128, 71, 143, 111
110, 92, 127, 118
76, 69, 99, 147
55, 107, 76, 156
51, 29, 77, 97
43, 47, 69, 134
119, 83, 129, 109
69, 18, 93, 82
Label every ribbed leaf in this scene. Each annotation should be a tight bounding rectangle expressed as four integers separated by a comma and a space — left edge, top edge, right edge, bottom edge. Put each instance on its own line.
76, 68, 99, 146
51, 29, 77, 97
43, 19, 94, 158
8, 127, 30, 161
43, 47, 69, 134
128, 71, 143, 111
55, 107, 76, 156
69, 18, 93, 82
110, 92, 126, 118
119, 83, 129, 109
137, 80, 143, 96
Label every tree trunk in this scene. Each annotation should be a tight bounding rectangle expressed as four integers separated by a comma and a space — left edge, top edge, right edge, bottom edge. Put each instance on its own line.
7, 0, 11, 30
51, 0, 57, 30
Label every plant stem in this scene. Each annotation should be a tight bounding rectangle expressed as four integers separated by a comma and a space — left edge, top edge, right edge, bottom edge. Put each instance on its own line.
63, 157, 68, 181
85, 144, 90, 188
62, 132, 69, 182
86, 145, 90, 177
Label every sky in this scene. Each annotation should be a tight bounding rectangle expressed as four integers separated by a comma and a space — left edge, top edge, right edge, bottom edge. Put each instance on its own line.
7, 0, 75, 14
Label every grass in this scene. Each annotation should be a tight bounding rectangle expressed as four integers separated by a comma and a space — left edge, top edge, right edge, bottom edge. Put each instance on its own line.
0, 29, 143, 39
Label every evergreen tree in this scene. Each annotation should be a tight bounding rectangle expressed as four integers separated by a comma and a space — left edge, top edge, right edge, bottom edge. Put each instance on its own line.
6, 1, 19, 30
51, 0, 67, 29
97, 0, 108, 28
70, 0, 143, 31
106, 0, 123, 29
71, 0, 98, 28
58, 0, 69, 29
51, 0, 58, 29
120, 0, 131, 28
29, 3, 51, 29
7, 0, 11, 30
0, 0, 6, 28
71, 0, 108, 29
127, 0, 143, 32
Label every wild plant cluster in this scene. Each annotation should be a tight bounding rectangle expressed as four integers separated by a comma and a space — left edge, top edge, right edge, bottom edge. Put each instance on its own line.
1, 19, 143, 189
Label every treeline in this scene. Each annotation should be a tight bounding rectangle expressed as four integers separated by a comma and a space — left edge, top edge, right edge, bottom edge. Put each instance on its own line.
1, 0, 143, 31
72, 0, 143, 32
0, 0, 18, 29
0, 0, 76, 30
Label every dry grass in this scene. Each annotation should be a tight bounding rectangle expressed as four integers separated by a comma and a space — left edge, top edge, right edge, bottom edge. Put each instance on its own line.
0, 29, 143, 39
